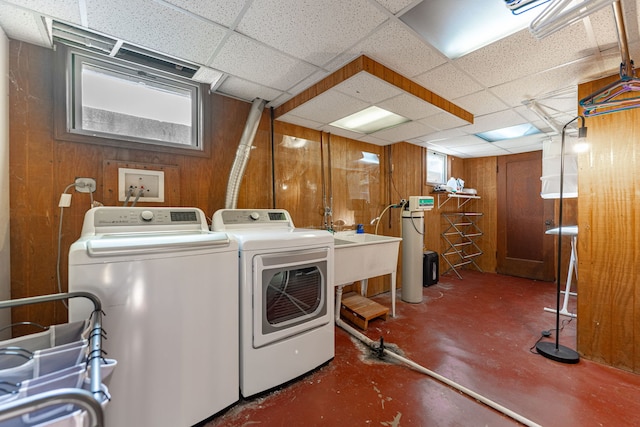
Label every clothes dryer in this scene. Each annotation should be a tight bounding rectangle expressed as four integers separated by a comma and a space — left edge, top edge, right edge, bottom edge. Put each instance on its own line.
212, 209, 334, 397
69, 207, 238, 427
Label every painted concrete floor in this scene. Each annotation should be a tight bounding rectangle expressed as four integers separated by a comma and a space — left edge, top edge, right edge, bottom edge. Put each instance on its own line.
202, 271, 640, 426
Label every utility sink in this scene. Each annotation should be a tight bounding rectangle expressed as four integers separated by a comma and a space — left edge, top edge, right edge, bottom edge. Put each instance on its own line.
333, 232, 402, 286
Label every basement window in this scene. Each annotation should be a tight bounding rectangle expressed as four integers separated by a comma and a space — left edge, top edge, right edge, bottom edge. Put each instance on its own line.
56, 45, 205, 153
426, 150, 447, 185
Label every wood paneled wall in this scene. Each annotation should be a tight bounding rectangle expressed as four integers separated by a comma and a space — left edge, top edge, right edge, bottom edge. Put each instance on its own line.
9, 41, 260, 327
577, 75, 640, 372
462, 157, 498, 273
8, 40, 500, 331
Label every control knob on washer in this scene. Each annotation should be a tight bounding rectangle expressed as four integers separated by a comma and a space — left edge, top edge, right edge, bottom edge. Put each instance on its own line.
141, 210, 154, 222
249, 212, 260, 221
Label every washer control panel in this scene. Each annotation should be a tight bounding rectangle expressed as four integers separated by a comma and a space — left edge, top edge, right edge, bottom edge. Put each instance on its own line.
94, 208, 200, 226
82, 207, 209, 235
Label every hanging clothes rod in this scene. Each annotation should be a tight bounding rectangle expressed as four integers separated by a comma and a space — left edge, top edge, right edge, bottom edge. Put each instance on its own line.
579, 0, 640, 117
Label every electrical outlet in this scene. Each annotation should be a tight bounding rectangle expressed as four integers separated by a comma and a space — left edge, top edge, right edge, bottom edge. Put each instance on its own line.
118, 168, 165, 203
75, 177, 96, 193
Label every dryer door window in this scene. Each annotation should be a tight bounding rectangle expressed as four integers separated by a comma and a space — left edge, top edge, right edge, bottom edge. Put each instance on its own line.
253, 248, 330, 348
266, 266, 322, 325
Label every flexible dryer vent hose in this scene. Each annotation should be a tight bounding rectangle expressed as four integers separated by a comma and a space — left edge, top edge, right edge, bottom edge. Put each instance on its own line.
225, 98, 266, 209
335, 318, 542, 427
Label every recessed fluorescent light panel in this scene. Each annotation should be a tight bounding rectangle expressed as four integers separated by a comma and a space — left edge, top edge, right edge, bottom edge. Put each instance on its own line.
475, 123, 541, 142
330, 106, 410, 134
401, 0, 533, 59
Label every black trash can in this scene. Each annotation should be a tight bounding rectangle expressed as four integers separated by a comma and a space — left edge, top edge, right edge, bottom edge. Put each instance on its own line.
423, 251, 439, 286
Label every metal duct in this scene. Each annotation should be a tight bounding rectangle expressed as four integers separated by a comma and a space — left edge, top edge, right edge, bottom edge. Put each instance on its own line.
225, 98, 266, 209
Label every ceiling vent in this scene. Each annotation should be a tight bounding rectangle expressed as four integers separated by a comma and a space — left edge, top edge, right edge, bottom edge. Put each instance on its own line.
52, 21, 198, 79
52, 21, 115, 55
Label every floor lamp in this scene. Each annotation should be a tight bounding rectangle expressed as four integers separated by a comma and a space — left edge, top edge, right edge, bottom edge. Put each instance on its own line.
536, 115, 586, 364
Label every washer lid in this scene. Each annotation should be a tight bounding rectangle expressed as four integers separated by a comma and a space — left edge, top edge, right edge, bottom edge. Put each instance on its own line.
86, 231, 231, 256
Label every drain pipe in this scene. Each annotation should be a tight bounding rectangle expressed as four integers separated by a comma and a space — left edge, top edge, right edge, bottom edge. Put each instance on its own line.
333, 302, 542, 427
225, 98, 266, 209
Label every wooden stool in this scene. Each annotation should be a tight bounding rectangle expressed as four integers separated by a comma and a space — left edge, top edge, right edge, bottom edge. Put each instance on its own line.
340, 292, 389, 330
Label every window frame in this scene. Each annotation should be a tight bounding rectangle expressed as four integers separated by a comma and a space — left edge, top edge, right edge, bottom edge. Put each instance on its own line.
425, 150, 448, 185
54, 44, 210, 157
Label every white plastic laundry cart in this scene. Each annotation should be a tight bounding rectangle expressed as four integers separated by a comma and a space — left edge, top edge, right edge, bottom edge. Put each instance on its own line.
0, 292, 111, 427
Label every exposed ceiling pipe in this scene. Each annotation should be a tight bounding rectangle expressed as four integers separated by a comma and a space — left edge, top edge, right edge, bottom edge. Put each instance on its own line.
522, 99, 562, 134
225, 98, 266, 209
579, 0, 640, 116
612, 0, 634, 77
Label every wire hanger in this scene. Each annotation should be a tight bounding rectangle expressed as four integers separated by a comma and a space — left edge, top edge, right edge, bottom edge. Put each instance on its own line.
504, 0, 552, 15
529, 0, 617, 39
579, 1, 640, 117
579, 65, 640, 117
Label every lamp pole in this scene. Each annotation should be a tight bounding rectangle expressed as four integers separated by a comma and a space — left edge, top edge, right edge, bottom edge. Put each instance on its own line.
535, 116, 586, 364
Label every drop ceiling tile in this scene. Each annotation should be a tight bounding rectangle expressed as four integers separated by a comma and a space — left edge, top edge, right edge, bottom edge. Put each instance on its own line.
286, 90, 369, 124
358, 134, 391, 146
492, 134, 546, 151
2, 0, 82, 25
285, 70, 331, 98
588, 2, 624, 50
86, 0, 226, 64
523, 96, 578, 120
236, 0, 388, 66
421, 142, 470, 157
504, 142, 543, 154
217, 76, 284, 103
320, 125, 369, 141
490, 60, 612, 109
277, 113, 324, 130
266, 93, 294, 109
419, 112, 469, 132
414, 63, 483, 100
369, 120, 434, 143
192, 66, 224, 86
458, 109, 524, 135
430, 135, 487, 148
0, 5, 51, 47
418, 128, 469, 144
347, 20, 447, 78
210, 33, 320, 91
628, 40, 640, 65
374, 0, 419, 14
451, 143, 510, 157
334, 72, 403, 104
454, 23, 598, 88
514, 105, 560, 133
163, 0, 247, 27
377, 93, 442, 120
321, 52, 362, 73
453, 90, 509, 117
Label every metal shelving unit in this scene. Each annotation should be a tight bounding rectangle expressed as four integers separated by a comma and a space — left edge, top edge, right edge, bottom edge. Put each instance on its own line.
441, 211, 483, 279
436, 192, 481, 209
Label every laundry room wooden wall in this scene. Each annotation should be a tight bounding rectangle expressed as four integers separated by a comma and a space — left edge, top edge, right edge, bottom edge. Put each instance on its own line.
577, 74, 640, 373
8, 39, 503, 330
8, 41, 272, 328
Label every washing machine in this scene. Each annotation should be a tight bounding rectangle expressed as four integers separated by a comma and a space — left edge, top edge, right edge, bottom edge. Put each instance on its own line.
68, 207, 239, 427
212, 209, 334, 397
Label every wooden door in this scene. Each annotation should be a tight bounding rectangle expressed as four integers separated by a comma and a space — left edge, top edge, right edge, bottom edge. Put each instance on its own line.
497, 151, 555, 280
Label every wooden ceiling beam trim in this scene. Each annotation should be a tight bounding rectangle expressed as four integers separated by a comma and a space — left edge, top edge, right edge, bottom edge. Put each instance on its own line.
274, 55, 473, 125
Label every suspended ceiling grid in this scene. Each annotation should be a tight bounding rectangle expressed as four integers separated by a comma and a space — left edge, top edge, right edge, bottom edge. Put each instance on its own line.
0, 0, 639, 157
